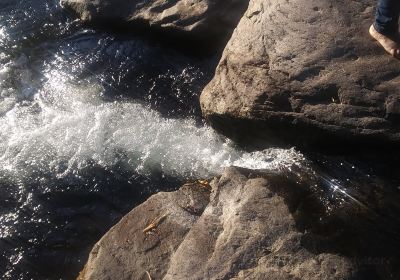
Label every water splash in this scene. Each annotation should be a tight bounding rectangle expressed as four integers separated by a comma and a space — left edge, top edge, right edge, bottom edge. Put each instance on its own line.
0, 65, 306, 183
0, 56, 307, 280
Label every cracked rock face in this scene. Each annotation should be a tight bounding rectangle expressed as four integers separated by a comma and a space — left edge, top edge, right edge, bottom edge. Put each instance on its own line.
60, 0, 249, 43
78, 167, 363, 280
200, 0, 400, 150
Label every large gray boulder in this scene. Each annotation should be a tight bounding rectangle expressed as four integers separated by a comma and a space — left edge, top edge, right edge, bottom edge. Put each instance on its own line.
61, 0, 249, 44
200, 0, 400, 150
77, 167, 361, 280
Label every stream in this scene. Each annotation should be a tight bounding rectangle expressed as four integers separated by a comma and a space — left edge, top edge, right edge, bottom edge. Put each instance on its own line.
1, 1, 400, 279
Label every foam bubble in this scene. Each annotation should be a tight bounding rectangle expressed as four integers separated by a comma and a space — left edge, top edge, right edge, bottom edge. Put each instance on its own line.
0, 26, 5, 41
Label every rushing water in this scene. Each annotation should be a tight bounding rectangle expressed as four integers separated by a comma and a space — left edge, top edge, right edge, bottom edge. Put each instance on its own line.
1, 1, 400, 280
0, 1, 309, 279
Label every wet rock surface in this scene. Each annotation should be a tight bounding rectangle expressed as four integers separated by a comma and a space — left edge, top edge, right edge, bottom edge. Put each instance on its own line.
200, 0, 400, 150
77, 167, 400, 280
60, 0, 249, 49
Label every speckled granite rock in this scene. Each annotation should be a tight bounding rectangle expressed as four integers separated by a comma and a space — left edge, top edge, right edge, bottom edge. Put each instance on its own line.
200, 0, 400, 150
78, 167, 360, 280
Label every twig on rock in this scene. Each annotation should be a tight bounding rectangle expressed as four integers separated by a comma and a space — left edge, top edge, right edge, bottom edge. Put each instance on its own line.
196, 179, 212, 191
182, 179, 212, 192
145, 270, 152, 280
142, 212, 169, 234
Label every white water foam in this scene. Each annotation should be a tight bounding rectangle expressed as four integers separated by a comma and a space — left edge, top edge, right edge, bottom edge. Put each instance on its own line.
0, 54, 35, 117
0, 58, 306, 183
0, 25, 6, 41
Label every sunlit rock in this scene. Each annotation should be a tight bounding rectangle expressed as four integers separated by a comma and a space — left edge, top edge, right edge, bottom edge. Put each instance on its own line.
200, 0, 400, 150
78, 167, 364, 280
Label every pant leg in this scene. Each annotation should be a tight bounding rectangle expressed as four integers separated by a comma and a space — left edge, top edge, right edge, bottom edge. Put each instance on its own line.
374, 0, 400, 35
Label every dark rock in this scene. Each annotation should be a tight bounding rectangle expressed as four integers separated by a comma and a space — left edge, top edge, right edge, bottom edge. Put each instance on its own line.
385, 95, 400, 124
200, 0, 400, 151
60, 0, 250, 50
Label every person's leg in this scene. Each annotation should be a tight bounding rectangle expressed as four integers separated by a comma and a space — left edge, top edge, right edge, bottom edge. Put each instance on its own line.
374, 0, 400, 35
370, 0, 400, 58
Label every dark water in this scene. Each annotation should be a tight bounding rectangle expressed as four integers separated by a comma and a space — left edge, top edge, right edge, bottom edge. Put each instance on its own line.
0, 1, 213, 279
0, 1, 399, 280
